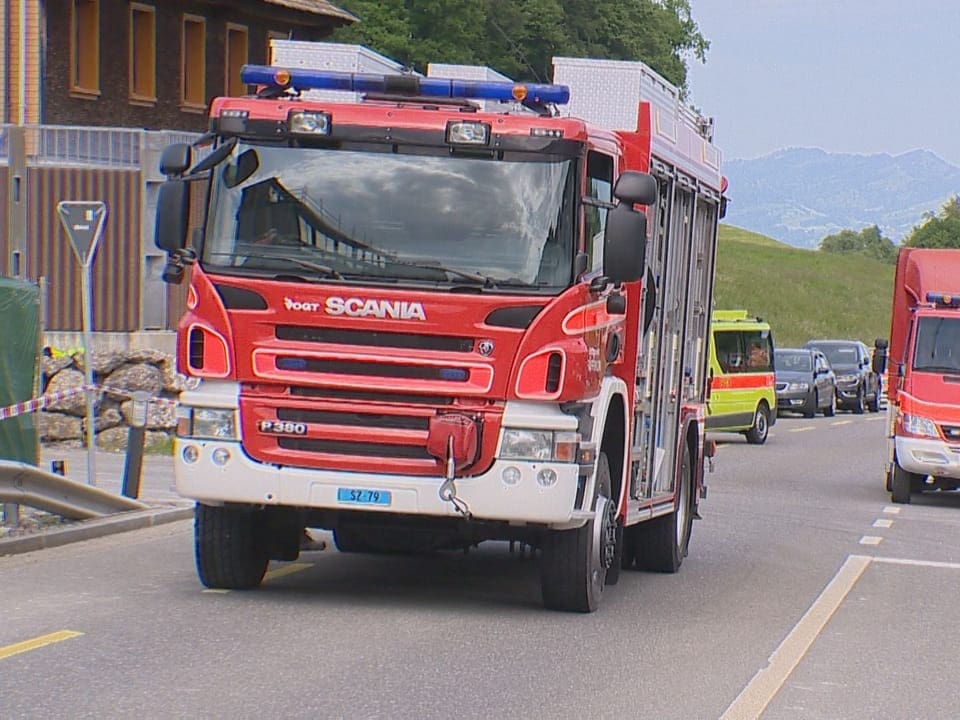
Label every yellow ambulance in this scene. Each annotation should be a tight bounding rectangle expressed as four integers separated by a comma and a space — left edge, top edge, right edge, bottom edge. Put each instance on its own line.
706, 310, 777, 444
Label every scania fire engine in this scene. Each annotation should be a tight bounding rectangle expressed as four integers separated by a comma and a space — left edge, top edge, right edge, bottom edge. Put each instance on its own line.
154, 48, 726, 612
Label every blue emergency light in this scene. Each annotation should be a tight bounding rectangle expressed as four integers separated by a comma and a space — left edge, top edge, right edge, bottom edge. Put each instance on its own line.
926, 292, 960, 308
239, 64, 570, 106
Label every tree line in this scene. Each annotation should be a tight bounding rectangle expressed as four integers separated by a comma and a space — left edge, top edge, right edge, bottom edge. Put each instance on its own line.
819, 196, 960, 263
331, 0, 707, 95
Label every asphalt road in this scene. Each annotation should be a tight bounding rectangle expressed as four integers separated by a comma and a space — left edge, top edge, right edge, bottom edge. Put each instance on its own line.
2, 407, 959, 719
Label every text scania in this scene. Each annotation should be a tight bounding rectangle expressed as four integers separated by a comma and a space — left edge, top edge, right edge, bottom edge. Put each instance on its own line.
284, 296, 426, 320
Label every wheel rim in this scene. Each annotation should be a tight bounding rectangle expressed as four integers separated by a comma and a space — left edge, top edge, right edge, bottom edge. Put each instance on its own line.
592, 494, 617, 578
756, 409, 767, 436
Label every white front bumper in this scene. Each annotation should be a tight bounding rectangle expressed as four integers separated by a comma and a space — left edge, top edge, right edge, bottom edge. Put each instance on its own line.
895, 435, 960, 480
174, 439, 586, 527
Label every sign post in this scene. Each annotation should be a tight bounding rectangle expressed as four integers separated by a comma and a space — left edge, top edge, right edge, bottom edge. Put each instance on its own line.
57, 201, 107, 487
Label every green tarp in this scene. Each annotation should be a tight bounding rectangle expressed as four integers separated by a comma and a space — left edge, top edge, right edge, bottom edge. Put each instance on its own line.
0, 276, 40, 465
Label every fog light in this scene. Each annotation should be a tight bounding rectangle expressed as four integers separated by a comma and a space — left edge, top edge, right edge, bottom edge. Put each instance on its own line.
501, 466, 521, 486
536, 468, 558, 488
182, 445, 200, 464
212, 448, 231, 466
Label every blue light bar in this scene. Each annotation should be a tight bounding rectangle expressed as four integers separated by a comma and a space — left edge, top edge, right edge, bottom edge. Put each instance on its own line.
239, 64, 570, 105
926, 292, 960, 308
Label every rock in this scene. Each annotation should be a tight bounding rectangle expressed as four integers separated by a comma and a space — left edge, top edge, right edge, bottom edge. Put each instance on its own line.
123, 348, 169, 365
37, 411, 83, 441
94, 406, 124, 432
44, 369, 96, 415
90, 350, 128, 376
102, 363, 164, 399
40, 353, 75, 379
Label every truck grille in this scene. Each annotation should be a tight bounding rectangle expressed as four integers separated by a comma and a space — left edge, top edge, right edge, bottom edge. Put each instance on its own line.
276, 325, 474, 352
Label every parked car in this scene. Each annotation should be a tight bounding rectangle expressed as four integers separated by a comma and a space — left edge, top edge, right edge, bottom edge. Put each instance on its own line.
802, 339, 882, 413
774, 348, 837, 417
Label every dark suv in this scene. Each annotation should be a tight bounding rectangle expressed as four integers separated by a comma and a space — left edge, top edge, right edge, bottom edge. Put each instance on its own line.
802, 340, 882, 413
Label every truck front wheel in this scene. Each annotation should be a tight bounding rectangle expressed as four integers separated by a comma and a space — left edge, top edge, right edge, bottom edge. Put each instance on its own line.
194, 504, 269, 589
891, 463, 919, 504
540, 452, 616, 613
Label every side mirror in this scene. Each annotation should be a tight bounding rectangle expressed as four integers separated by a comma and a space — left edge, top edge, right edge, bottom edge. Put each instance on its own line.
223, 148, 260, 188
612, 171, 658, 205
872, 347, 888, 374
160, 143, 192, 177
603, 203, 647, 285
155, 180, 190, 253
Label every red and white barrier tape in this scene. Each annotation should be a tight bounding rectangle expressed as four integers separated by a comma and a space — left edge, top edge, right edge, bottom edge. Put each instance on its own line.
0, 384, 178, 421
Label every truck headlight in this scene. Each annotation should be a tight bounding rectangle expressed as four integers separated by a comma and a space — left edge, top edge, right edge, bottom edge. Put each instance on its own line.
901, 413, 939, 439
178, 407, 238, 440
500, 429, 579, 462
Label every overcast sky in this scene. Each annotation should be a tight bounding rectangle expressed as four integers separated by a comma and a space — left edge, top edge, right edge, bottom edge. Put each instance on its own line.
685, 1, 960, 166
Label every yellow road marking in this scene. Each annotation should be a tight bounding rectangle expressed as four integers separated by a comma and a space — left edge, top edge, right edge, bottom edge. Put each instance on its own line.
201, 589, 231, 594
264, 562, 313, 582
830, 420, 853, 426
0, 630, 84, 661
789, 426, 815, 433
721, 555, 871, 720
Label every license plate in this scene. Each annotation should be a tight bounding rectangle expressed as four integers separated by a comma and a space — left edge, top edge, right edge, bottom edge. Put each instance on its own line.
337, 488, 391, 506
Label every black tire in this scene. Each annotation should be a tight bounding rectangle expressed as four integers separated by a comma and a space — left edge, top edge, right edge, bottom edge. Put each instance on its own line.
803, 392, 817, 418
867, 385, 881, 413
632, 442, 694, 573
194, 504, 269, 589
852, 387, 865, 414
540, 452, 616, 612
744, 403, 770, 444
823, 389, 836, 417
332, 527, 374, 553
891, 463, 915, 504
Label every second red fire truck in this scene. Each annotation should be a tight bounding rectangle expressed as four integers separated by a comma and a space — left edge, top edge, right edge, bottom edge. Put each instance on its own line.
154, 48, 726, 612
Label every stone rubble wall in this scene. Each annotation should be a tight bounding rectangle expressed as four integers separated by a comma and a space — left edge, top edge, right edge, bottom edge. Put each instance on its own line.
39, 349, 183, 452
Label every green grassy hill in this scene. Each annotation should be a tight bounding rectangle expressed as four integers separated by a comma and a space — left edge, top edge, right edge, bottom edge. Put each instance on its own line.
714, 225, 895, 348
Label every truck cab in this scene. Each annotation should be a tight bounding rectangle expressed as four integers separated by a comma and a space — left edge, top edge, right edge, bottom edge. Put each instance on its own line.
886, 248, 960, 503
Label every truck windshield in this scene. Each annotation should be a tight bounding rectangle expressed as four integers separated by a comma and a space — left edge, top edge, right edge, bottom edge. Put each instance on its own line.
913, 316, 960, 374
202, 142, 576, 291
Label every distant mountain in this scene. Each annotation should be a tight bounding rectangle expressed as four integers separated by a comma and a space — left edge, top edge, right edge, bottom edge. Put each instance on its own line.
722, 147, 960, 249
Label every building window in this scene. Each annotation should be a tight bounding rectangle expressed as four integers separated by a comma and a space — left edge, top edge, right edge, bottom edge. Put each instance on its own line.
226, 24, 249, 96
181, 15, 206, 108
71, 0, 100, 93
130, 3, 156, 101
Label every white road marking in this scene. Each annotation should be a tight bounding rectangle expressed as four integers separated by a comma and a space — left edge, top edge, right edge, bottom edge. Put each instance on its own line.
720, 555, 871, 720
871, 556, 960, 571
830, 420, 853, 426
859, 536, 884, 545
882, 506, 901, 515
872, 519, 893, 528
789, 427, 816, 433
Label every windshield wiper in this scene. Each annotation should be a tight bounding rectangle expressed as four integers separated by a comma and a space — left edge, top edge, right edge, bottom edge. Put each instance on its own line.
208, 251, 344, 279
385, 258, 499, 288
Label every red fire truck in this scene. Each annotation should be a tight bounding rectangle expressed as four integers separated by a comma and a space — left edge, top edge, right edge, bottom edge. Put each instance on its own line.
153, 51, 725, 612
885, 247, 960, 503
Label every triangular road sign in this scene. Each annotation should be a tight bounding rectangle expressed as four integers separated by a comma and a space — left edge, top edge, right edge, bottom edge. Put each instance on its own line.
57, 201, 108, 267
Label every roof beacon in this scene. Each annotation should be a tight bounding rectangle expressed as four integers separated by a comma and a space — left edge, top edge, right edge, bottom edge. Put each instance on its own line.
239, 64, 570, 105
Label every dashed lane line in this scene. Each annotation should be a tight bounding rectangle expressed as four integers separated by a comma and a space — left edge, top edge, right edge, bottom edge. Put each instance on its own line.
883, 506, 902, 515
0, 630, 84, 662
872, 518, 893, 529
789, 427, 816, 433
264, 562, 313, 582
720, 555, 872, 720
830, 420, 853, 426
859, 536, 884, 545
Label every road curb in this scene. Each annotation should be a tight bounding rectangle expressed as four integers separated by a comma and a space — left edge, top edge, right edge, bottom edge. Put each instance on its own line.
0, 504, 195, 557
